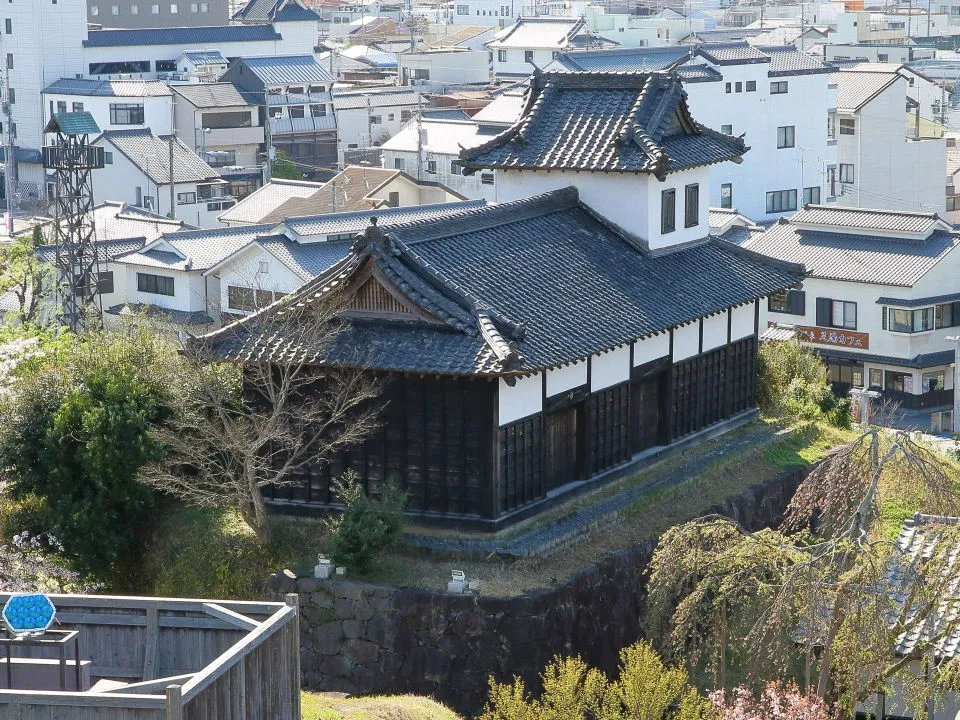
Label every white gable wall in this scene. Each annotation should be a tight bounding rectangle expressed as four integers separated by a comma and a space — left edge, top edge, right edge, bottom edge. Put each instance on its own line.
212, 244, 306, 315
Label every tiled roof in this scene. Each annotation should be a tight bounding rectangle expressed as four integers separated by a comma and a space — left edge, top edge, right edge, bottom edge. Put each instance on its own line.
697, 41, 769, 65
232, 0, 319, 20
106, 303, 215, 326
43, 78, 172, 98
97, 129, 221, 185
114, 224, 276, 271
462, 71, 746, 178
83, 24, 281, 48
257, 237, 353, 279
281, 199, 487, 237
789, 205, 947, 235
381, 118, 497, 156
487, 17, 605, 49
815, 347, 955, 369
420, 25, 492, 49
473, 91, 526, 126
742, 209, 960, 286
203, 187, 803, 376
181, 49, 228, 66
47, 112, 101, 136
261, 167, 399, 222
36, 236, 147, 266
173, 83, 251, 108
553, 47, 689, 72
680, 28, 763, 44
757, 45, 833, 76
238, 55, 335, 86
218, 179, 326, 225
889, 515, 960, 660
332, 87, 420, 111
832, 70, 899, 111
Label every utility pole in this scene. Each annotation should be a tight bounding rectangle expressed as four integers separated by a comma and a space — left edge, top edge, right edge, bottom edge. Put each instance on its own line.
3, 65, 16, 237
262, 89, 273, 184
167, 98, 176, 220
947, 335, 960, 433
415, 92, 423, 181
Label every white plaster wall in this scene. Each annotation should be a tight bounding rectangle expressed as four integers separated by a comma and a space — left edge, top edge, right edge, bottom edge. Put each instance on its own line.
634, 333, 670, 365
212, 244, 306, 315
545, 360, 587, 396
42, 93, 172, 136
591, 345, 630, 391
673, 322, 700, 361
122, 266, 207, 313
730, 303, 756, 341
498, 373, 542, 425
398, 51, 489, 92
494, 167, 711, 250
702, 311, 728, 351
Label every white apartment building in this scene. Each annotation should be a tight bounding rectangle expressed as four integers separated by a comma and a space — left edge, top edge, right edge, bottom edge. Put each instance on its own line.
486, 17, 618, 79
42, 79, 174, 137
396, 48, 490, 91
552, 42, 836, 221
745, 205, 960, 432
832, 66, 946, 213
333, 87, 423, 161
92, 128, 232, 228
451, 0, 528, 27
584, 6, 706, 49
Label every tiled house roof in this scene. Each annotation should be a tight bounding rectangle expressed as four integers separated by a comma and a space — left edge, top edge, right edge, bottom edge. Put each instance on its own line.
461, 71, 746, 179
97, 129, 221, 185
203, 187, 804, 376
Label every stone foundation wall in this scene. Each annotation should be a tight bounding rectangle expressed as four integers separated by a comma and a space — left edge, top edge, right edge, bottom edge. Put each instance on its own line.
270, 468, 806, 715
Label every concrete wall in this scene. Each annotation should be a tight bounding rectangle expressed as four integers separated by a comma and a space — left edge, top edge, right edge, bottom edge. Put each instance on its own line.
86, 0, 229, 28
272, 465, 809, 716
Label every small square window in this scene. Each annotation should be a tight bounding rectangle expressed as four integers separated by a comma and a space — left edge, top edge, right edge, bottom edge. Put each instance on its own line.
169, 2, 178, 11
104, 151, 113, 164
721, 124, 732, 135
151, 3, 159, 12
735, 81, 742, 92
745, 80, 756, 91
4, 18, 11, 33
131, 3, 138, 11
90, 3, 99, 13
111, 4, 118, 13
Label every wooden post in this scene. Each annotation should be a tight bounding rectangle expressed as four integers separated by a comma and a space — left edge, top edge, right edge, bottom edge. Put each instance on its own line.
166, 684, 183, 720
143, 607, 159, 681
286, 594, 301, 720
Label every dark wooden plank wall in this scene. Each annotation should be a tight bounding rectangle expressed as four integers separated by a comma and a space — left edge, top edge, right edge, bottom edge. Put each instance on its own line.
586, 383, 631, 476
497, 414, 543, 514
265, 375, 496, 518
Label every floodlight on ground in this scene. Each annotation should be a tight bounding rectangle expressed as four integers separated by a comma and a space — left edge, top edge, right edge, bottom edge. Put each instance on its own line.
2, 593, 56, 636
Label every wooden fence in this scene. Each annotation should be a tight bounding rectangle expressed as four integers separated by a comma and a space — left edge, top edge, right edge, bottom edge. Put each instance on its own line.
0, 592, 300, 720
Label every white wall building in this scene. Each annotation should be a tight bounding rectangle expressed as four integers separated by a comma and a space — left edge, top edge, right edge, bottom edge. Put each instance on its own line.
486, 16, 618, 79
92, 128, 232, 228
397, 48, 490, 91
42, 79, 174, 138
333, 87, 423, 161
833, 66, 946, 213
584, 6, 706, 49
744, 205, 960, 432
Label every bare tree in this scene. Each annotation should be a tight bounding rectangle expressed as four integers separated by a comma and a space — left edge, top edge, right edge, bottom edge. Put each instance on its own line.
647, 429, 960, 714
141, 297, 382, 541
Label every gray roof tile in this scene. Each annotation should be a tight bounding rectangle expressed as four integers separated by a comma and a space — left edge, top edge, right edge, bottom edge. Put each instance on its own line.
462, 71, 746, 177
757, 45, 833, 76
237, 55, 334, 86
43, 78, 172, 97
833, 70, 899, 110
232, 0, 319, 20
83, 24, 281, 48
172, 83, 251, 108
98, 129, 220, 185
697, 41, 770, 65
282, 199, 487, 237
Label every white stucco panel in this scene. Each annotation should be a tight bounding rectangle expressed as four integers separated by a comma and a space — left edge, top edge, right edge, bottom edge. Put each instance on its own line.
633, 333, 669, 366
498, 374, 543, 426
591, 345, 631, 391
673, 322, 700, 361
702, 311, 729, 352
546, 361, 588, 397
730, 303, 756, 341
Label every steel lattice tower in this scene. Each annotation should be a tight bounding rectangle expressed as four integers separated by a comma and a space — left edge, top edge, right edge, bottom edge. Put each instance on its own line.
42, 112, 105, 333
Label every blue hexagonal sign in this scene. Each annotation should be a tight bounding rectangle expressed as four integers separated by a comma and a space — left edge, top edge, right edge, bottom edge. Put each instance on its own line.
2, 594, 56, 636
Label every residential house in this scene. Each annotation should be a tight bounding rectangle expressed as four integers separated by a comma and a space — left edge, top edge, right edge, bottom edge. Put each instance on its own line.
198, 70, 805, 528
583, 6, 707, 49
396, 48, 490, 91
173, 49, 230, 83
551, 42, 836, 221
219, 165, 465, 225
172, 83, 266, 199
743, 205, 960, 432
221, 54, 338, 173
314, 0, 383, 39
92, 128, 232, 228
419, 25, 497, 52
832, 66, 946, 213
832, 10, 909, 45
333, 87, 422, 162
487, 17, 618, 80
822, 43, 937, 65
947, 137, 960, 223
232, 0, 320, 27
451, 0, 528, 27
380, 117, 499, 201
86, 0, 230, 28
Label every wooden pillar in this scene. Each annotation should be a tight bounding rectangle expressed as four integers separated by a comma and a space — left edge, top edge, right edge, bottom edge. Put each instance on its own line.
286, 594, 301, 720
166, 685, 183, 720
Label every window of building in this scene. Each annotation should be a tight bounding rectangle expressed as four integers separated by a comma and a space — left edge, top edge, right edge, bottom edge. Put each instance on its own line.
90, 60, 150, 75
394, 157, 405, 170
413, 69, 429, 80
155, 60, 177, 72
724, 82, 731, 93
923, 369, 946, 392
289, 106, 307, 119
684, 183, 699, 228
661, 188, 676, 234
839, 163, 855, 183
768, 289, 805, 315
839, 118, 855, 135
227, 285, 255, 311
387, 113, 395, 121
170, 2, 178, 11
137, 273, 174, 296
776, 125, 795, 148
5, 53, 12, 70
803, 186, 820, 205
109, 103, 144, 125
936, 301, 960, 328
766, 189, 797, 213
90, 3, 98, 13
816, 298, 856, 329
869, 368, 882, 388
177, 192, 197, 205
72, 102, 83, 112
745, 80, 756, 91
720, 183, 732, 209
200, 1, 207, 9
884, 370, 912, 393
151, 3, 159, 12
524, 50, 534, 63
401, 110, 412, 122
721, 124, 732, 135
497, 49, 508, 62
9, 122, 14, 138
101, 151, 113, 166
735, 81, 742, 92
4, 18, 10, 33
456, 4, 468, 12
201, 111, 251, 128
190, 2, 197, 10
131, 3, 138, 12
97, 271, 114, 295
370, 115, 381, 124
111, 4, 118, 13
827, 112, 836, 140
770, 80, 788, 94
884, 306, 934, 333
827, 362, 863, 389
481, 173, 495, 185
56, 101, 67, 114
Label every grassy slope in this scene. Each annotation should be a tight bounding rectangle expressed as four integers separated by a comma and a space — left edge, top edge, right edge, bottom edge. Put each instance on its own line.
302, 691, 461, 720
141, 420, 855, 599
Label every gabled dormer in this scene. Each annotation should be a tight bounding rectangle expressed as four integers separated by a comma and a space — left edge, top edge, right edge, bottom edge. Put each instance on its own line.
460, 70, 747, 251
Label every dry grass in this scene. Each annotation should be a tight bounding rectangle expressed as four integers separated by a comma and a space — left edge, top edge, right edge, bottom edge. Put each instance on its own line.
301, 691, 461, 720
275, 420, 856, 597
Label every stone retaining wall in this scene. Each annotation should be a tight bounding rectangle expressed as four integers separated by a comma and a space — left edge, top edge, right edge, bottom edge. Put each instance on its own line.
269, 467, 806, 716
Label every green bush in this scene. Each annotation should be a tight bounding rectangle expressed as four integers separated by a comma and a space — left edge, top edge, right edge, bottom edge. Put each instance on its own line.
327, 472, 406, 575
757, 339, 850, 428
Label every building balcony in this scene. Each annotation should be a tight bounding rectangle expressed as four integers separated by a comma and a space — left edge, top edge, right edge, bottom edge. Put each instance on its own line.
204, 125, 264, 148
269, 115, 337, 135
267, 92, 332, 107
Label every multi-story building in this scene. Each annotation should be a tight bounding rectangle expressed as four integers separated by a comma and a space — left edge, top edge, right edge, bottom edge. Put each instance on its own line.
333, 87, 422, 162
550, 42, 835, 221
583, 6, 707, 49
172, 83, 265, 199
744, 205, 960, 432
486, 17, 618, 80
832, 66, 946, 213
396, 48, 490, 91
221, 54, 338, 174
86, 0, 230, 28
42, 79, 174, 139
